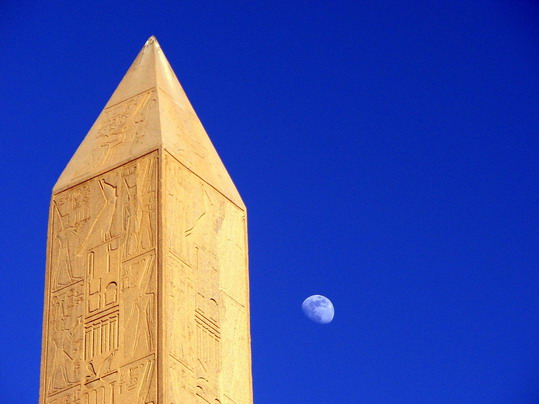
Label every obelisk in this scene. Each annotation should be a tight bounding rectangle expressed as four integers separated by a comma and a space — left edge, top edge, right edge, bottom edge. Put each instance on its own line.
39, 37, 253, 404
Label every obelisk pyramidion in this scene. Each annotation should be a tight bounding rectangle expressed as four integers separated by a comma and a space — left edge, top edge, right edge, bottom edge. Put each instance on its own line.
39, 36, 253, 404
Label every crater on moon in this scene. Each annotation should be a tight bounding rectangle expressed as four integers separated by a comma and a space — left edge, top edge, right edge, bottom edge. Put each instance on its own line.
302, 295, 334, 324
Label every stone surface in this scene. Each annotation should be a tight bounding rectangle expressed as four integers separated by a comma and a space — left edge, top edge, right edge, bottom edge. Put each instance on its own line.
39, 37, 253, 404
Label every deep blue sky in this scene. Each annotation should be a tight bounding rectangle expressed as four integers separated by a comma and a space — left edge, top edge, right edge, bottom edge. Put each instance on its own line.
1, 1, 539, 403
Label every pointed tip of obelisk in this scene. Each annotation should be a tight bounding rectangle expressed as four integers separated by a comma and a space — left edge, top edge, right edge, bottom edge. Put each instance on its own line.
99, 35, 178, 109
54, 36, 245, 209
145, 35, 160, 47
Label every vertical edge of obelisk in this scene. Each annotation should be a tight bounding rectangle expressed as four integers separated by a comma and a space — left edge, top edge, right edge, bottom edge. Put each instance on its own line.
243, 213, 255, 402
38, 198, 54, 404
157, 147, 165, 403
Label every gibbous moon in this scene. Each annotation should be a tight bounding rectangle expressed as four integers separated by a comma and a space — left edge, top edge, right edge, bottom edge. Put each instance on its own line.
302, 295, 335, 324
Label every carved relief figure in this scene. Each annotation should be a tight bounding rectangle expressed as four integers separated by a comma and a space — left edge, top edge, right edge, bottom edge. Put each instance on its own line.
166, 162, 209, 266
42, 37, 254, 404
122, 157, 156, 259
52, 185, 92, 289
44, 153, 158, 404
77, 177, 120, 256
47, 283, 84, 395
165, 161, 228, 402
121, 252, 155, 362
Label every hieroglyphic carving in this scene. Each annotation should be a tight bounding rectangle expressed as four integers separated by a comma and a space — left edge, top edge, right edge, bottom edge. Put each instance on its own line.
195, 247, 221, 386
51, 185, 92, 291
196, 380, 220, 404
83, 372, 118, 404
86, 241, 121, 316
163, 152, 253, 403
166, 159, 212, 266
81, 355, 155, 404
121, 157, 156, 260
121, 251, 155, 363
117, 356, 155, 403
46, 386, 81, 404
82, 186, 122, 382
169, 355, 195, 402
168, 253, 195, 368
84, 310, 119, 364
165, 155, 231, 403
220, 293, 250, 403
43, 38, 253, 403
46, 282, 84, 396
74, 91, 154, 179
43, 153, 157, 402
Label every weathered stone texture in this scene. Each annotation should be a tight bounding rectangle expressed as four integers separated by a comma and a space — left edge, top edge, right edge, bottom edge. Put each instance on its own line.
40, 37, 253, 404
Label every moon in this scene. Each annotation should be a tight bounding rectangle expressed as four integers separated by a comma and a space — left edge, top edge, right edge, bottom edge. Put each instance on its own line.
302, 295, 335, 324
